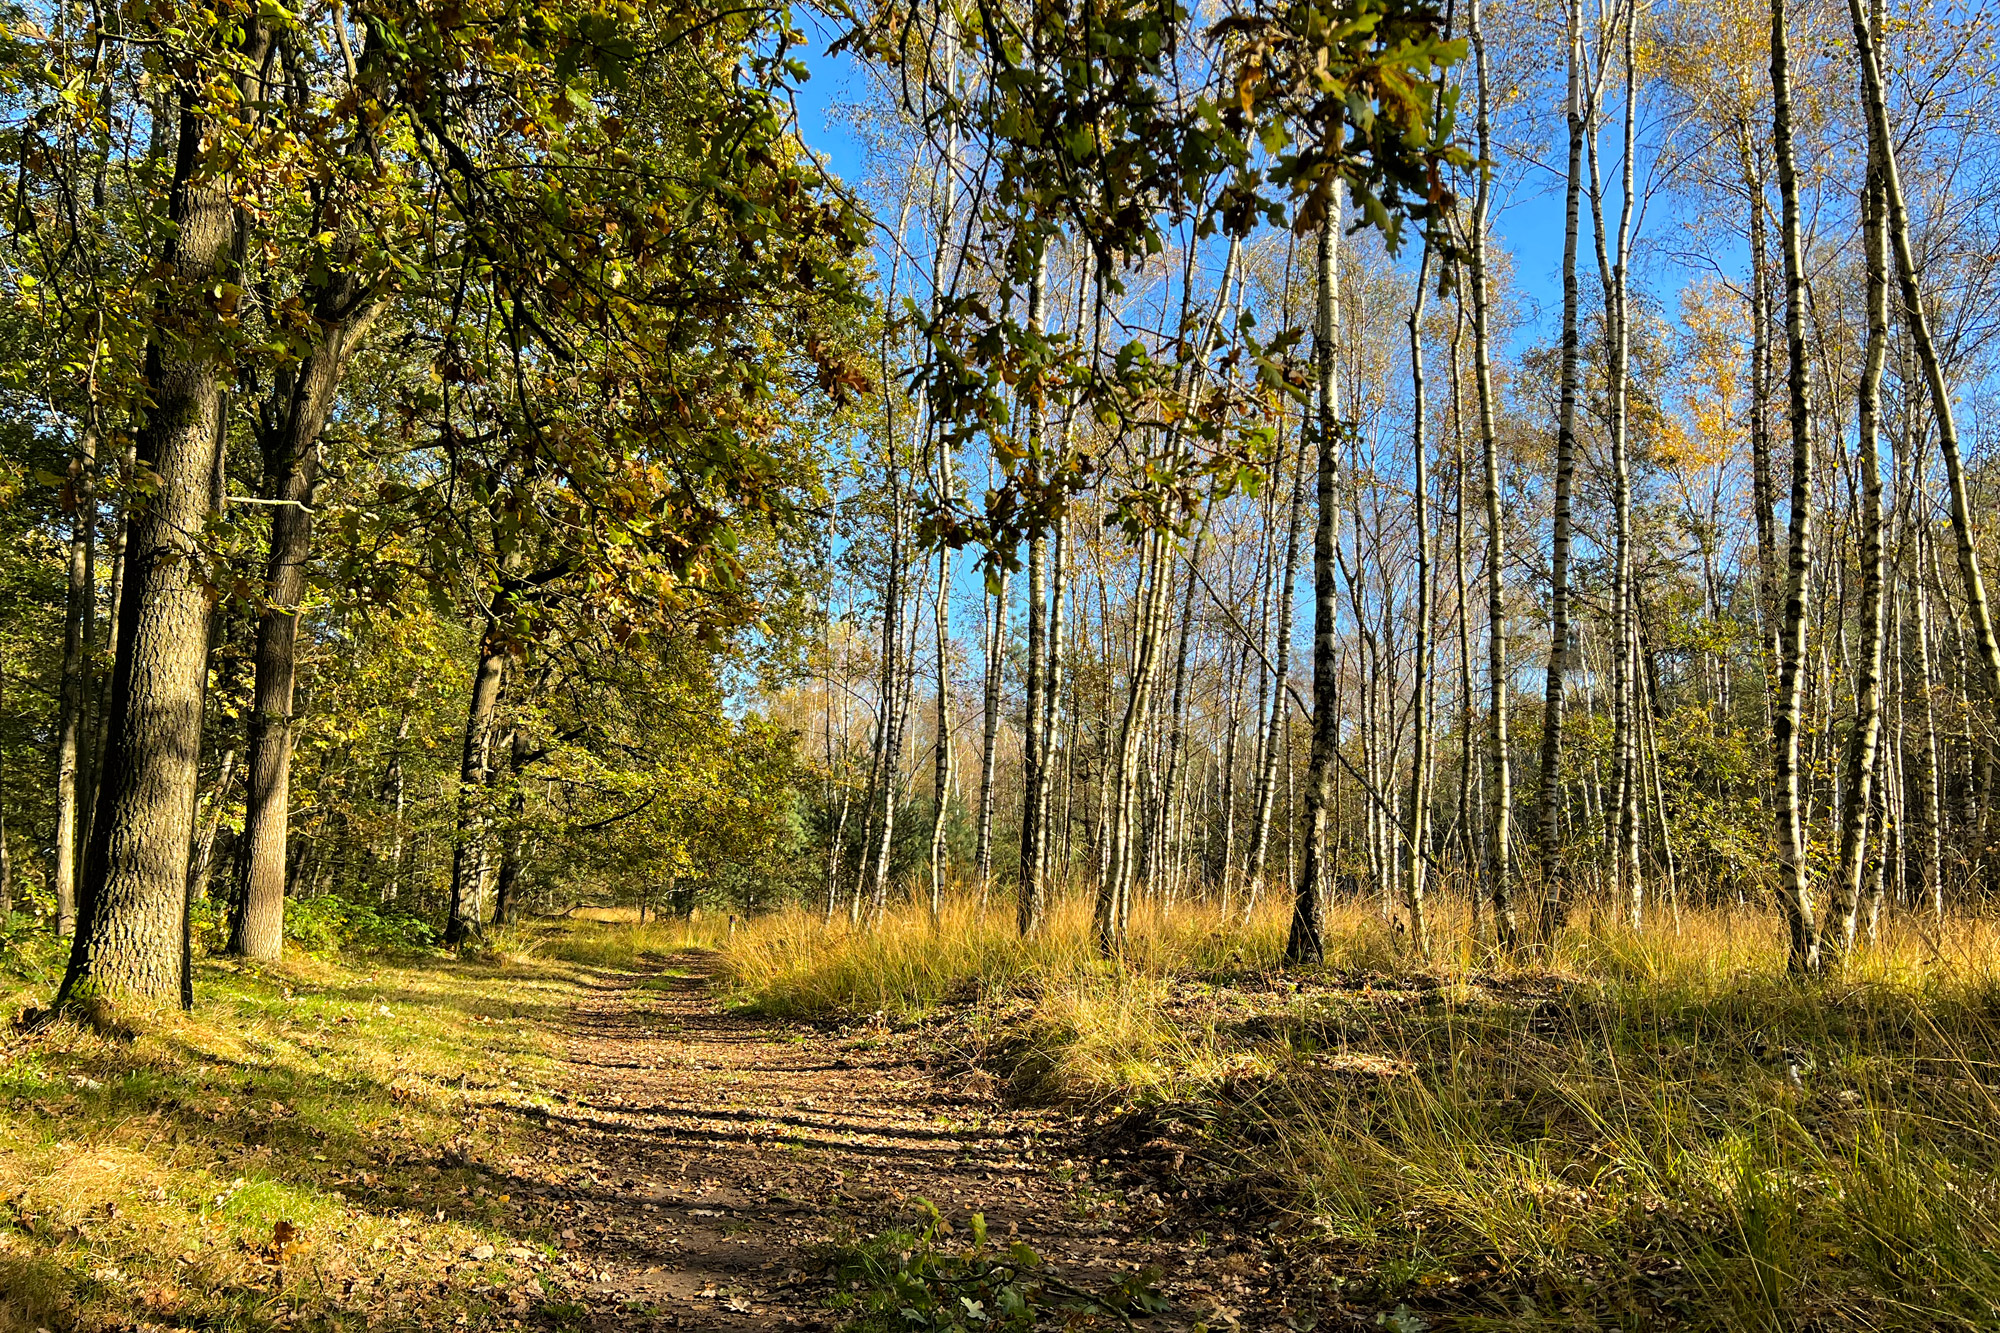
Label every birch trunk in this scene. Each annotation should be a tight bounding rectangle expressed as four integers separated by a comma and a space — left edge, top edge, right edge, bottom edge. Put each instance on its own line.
1831, 117, 1890, 959
1536, 1, 1585, 935
1468, 0, 1517, 950
1288, 190, 1343, 967
1847, 0, 2000, 707
1769, 0, 1822, 971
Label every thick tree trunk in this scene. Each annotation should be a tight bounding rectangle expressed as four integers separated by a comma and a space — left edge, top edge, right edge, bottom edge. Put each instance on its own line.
1769, 0, 1822, 972
58, 31, 272, 1012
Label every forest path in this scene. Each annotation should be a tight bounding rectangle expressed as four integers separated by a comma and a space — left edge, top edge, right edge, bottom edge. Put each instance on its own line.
537, 951, 1257, 1332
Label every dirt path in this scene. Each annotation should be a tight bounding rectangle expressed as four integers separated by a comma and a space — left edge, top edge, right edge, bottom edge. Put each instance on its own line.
533, 953, 1266, 1332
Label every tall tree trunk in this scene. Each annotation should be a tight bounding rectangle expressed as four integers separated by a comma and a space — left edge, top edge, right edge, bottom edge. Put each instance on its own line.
1450, 296, 1478, 928
1404, 240, 1435, 956
189, 747, 238, 911
384, 706, 411, 902
925, 29, 960, 913
1288, 185, 1344, 967
58, 25, 273, 1011
1101, 531, 1172, 949
54, 429, 98, 938
446, 625, 506, 947
1042, 509, 1069, 890
1537, 1, 1585, 936
84, 436, 139, 857
930, 536, 954, 911
492, 724, 528, 929
1247, 425, 1308, 900
1769, 0, 1822, 972
0, 654, 11, 918
230, 284, 379, 960
1161, 514, 1212, 907
867, 481, 910, 921
1018, 252, 1052, 935
1740, 125, 1779, 678
1586, 2, 1643, 926
1468, 0, 1517, 950
1848, 0, 2000, 708
975, 566, 1007, 892
1831, 108, 1889, 960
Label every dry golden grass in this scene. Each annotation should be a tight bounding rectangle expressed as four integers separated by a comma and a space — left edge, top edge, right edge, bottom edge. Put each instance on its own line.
719, 887, 2000, 1331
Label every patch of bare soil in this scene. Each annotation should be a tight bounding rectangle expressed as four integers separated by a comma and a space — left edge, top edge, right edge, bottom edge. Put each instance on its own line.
525, 953, 1290, 1333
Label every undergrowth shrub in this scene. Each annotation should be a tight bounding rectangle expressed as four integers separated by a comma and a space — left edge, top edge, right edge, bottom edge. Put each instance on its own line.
280, 894, 442, 955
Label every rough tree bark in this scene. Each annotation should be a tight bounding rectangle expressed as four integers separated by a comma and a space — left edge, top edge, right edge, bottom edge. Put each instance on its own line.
58, 22, 274, 1012
446, 626, 507, 947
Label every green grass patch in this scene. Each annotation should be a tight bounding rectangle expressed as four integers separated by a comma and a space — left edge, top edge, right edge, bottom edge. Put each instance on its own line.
0, 915, 655, 1333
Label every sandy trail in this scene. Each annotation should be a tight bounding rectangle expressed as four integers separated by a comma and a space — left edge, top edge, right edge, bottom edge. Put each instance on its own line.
531, 953, 1261, 1332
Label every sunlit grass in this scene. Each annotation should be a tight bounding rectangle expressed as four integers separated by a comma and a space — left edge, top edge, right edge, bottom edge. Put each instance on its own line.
0, 926, 599, 1333
718, 886, 2000, 1330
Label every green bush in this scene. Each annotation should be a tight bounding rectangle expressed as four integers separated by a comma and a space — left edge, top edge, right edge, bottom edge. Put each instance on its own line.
283, 895, 440, 955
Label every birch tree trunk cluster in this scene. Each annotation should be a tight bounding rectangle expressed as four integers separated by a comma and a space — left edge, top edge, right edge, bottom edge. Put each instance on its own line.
789, 0, 2000, 973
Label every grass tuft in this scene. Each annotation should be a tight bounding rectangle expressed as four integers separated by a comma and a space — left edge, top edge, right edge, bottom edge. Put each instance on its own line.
719, 890, 2000, 1330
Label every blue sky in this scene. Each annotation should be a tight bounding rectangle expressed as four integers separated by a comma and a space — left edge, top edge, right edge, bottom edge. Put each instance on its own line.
783, 33, 1653, 365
